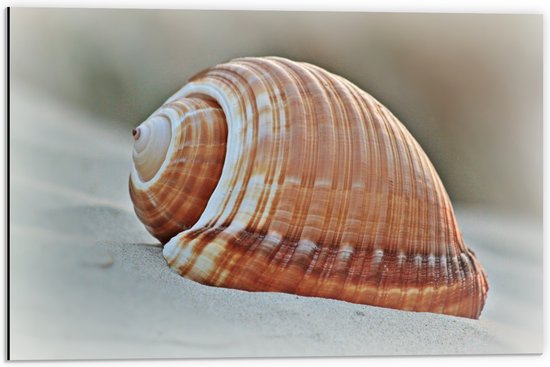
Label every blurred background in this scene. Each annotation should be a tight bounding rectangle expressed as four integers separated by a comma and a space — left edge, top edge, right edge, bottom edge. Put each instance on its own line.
10, 9, 542, 217
9, 8, 543, 359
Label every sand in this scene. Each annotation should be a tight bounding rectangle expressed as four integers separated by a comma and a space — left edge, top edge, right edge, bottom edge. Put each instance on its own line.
9, 82, 543, 360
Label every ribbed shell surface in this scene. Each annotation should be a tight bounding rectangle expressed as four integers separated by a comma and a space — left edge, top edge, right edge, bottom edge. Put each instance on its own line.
130, 57, 489, 319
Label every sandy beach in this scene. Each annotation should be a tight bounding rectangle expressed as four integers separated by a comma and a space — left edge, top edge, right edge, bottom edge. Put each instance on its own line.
9, 82, 542, 359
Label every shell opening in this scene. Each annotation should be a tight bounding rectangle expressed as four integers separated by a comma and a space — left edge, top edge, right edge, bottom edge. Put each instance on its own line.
132, 115, 172, 182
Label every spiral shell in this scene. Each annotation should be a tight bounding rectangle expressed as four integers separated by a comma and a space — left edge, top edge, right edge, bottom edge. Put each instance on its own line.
129, 57, 488, 319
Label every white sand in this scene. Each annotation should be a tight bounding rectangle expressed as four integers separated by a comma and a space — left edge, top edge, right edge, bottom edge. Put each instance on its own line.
9, 83, 542, 360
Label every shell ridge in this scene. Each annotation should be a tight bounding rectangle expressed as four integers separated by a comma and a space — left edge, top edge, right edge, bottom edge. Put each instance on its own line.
241, 70, 304, 287
256, 58, 319, 277
302, 64, 363, 297
221, 60, 311, 289
177, 74, 250, 232
335, 78, 381, 304
384, 106, 423, 310
214, 65, 272, 234
371, 103, 404, 308
385, 105, 439, 312
318, 76, 361, 298
291, 63, 342, 291
277, 59, 346, 295
196, 70, 257, 229
232, 59, 286, 234
330, 90, 367, 302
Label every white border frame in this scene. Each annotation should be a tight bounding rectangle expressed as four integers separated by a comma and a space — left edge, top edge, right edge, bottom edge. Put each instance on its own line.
1, 1, 547, 367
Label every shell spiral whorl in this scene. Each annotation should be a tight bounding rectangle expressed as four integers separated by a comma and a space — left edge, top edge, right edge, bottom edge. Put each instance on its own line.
129, 56, 489, 319
130, 97, 227, 243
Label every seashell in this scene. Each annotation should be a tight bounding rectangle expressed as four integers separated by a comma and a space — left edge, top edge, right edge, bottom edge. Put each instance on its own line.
129, 56, 489, 319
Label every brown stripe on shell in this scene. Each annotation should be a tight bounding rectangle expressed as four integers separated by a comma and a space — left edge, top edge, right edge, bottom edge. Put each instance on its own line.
131, 56, 489, 319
